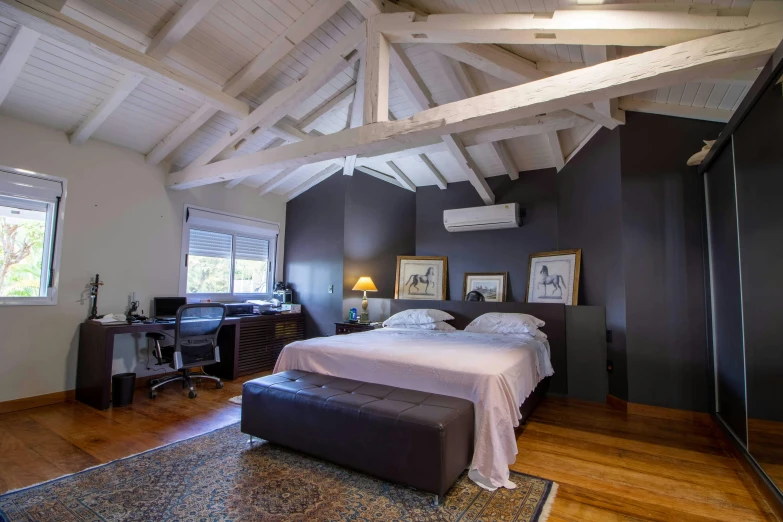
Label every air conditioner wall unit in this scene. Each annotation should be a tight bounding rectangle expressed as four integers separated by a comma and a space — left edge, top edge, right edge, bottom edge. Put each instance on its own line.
443, 203, 522, 232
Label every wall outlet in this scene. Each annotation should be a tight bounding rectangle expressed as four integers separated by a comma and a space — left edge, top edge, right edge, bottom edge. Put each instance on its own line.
606, 360, 614, 373
328, 285, 334, 294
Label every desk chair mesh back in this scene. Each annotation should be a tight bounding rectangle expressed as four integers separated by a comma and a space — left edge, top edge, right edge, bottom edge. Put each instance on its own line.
147, 303, 226, 399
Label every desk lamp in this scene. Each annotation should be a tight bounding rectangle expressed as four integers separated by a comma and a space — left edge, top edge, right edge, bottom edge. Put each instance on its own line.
352, 277, 377, 323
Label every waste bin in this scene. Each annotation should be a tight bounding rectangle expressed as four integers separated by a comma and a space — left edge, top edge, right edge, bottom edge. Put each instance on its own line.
112, 372, 136, 407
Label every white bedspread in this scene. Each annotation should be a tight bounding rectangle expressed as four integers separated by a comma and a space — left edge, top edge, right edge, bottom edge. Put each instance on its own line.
273, 328, 554, 490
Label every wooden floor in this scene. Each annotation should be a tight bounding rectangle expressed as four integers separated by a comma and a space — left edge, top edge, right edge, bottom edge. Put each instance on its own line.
0, 379, 777, 521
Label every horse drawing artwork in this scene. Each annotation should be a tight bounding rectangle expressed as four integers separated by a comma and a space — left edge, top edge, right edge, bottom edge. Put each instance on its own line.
405, 267, 435, 295
538, 265, 567, 297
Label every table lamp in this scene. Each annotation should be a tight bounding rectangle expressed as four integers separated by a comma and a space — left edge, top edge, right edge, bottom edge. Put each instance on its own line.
352, 277, 377, 323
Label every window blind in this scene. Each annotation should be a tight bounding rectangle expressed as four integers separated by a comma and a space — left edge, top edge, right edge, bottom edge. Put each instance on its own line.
188, 228, 232, 258
235, 235, 269, 262
0, 169, 63, 202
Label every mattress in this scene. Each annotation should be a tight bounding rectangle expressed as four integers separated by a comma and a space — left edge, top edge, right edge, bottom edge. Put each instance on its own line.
273, 327, 554, 490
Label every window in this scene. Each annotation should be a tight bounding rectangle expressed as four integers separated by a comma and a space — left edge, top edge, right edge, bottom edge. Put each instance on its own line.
180, 206, 278, 300
0, 167, 65, 305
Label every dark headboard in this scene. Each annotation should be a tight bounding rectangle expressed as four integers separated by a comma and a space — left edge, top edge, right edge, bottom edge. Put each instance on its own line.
390, 300, 567, 395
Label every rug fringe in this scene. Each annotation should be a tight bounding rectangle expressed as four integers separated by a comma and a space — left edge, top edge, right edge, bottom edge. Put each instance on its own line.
538, 482, 559, 522
0, 421, 242, 496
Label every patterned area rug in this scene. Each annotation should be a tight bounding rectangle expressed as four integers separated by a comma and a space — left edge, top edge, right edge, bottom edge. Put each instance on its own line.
0, 423, 557, 521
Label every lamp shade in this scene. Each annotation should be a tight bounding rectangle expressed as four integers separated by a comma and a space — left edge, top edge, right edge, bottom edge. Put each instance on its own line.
352, 277, 378, 292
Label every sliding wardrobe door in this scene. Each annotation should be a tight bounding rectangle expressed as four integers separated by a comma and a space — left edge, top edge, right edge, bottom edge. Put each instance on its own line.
733, 81, 783, 488
705, 142, 747, 445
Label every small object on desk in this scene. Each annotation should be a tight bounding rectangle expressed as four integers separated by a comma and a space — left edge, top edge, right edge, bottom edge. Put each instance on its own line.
280, 303, 301, 313
88, 274, 103, 319
348, 307, 358, 322
335, 321, 381, 335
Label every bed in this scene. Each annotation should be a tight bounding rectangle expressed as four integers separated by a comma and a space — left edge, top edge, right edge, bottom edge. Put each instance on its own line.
273, 300, 568, 491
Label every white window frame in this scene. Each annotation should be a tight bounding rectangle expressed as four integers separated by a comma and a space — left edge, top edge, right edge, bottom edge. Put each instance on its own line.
0, 167, 66, 306
179, 205, 278, 302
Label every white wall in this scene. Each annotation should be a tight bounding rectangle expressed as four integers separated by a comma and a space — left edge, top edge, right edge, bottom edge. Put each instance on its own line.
0, 115, 287, 402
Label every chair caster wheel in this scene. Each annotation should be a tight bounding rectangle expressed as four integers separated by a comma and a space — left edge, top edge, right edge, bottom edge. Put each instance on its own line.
188, 389, 197, 399
216, 381, 224, 390
149, 391, 157, 399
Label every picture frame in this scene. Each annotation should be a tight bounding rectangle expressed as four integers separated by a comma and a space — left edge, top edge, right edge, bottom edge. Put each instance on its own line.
395, 256, 448, 300
526, 249, 581, 305
463, 272, 508, 302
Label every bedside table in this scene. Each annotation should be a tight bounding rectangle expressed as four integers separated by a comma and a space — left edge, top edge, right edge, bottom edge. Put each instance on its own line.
335, 322, 380, 335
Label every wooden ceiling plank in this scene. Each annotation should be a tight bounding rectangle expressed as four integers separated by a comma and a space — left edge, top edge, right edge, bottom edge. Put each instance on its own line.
618, 97, 734, 123
299, 83, 356, 132
391, 45, 493, 203
0, 0, 248, 117
145, 0, 222, 60
70, 71, 144, 145
363, 14, 396, 124
348, 0, 384, 19
144, 0, 345, 165
0, 24, 39, 106
546, 130, 565, 171
166, 21, 782, 190
376, 4, 783, 46
386, 160, 416, 191
185, 23, 365, 169
565, 124, 601, 165
355, 165, 402, 188
258, 166, 301, 196
285, 162, 344, 200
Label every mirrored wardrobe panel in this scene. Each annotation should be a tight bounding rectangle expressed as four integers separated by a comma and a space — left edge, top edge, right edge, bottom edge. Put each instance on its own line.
733, 76, 783, 492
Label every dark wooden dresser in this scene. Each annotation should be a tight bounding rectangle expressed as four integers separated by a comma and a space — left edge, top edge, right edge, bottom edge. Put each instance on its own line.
211, 313, 305, 379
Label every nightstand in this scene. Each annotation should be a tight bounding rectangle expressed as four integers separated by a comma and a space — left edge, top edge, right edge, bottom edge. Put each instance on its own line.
335, 322, 380, 335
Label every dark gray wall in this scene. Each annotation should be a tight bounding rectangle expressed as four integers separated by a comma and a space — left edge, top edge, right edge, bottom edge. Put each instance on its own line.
621, 112, 721, 412
284, 173, 347, 338
557, 127, 628, 401
415, 170, 558, 301
344, 172, 416, 298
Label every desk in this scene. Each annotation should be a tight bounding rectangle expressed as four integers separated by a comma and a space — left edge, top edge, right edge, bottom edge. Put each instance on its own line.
76, 313, 304, 410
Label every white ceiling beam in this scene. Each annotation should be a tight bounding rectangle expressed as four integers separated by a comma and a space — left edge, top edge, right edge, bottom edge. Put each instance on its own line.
143, 0, 344, 165
285, 162, 344, 201
145, 0, 221, 60
166, 22, 781, 189
70, 71, 144, 145
355, 165, 402, 188
434, 43, 623, 129
299, 83, 356, 132
386, 161, 416, 191
546, 130, 565, 171
376, 4, 783, 45
583, 45, 620, 120
344, 58, 365, 175
0, 0, 248, 118
226, 137, 286, 187
618, 98, 734, 123
0, 24, 39, 106
565, 124, 601, 166
364, 14, 400, 124
146, 104, 216, 165
185, 24, 365, 169
258, 166, 301, 196
348, 0, 383, 19
418, 154, 447, 189
391, 45, 493, 204
444, 55, 519, 181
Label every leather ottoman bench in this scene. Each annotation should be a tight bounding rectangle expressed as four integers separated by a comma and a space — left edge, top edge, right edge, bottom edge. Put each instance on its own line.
241, 370, 475, 503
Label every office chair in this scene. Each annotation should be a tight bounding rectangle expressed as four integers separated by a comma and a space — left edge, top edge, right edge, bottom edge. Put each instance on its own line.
146, 303, 226, 399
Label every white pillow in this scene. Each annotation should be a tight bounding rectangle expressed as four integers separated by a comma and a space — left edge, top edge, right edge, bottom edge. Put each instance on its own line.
386, 321, 456, 331
383, 309, 454, 327
464, 312, 545, 335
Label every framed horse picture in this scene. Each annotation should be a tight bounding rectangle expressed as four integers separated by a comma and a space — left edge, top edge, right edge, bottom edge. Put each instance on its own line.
526, 250, 581, 305
395, 256, 448, 300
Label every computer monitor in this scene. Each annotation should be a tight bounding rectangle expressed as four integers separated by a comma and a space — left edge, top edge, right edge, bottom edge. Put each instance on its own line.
153, 297, 187, 319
